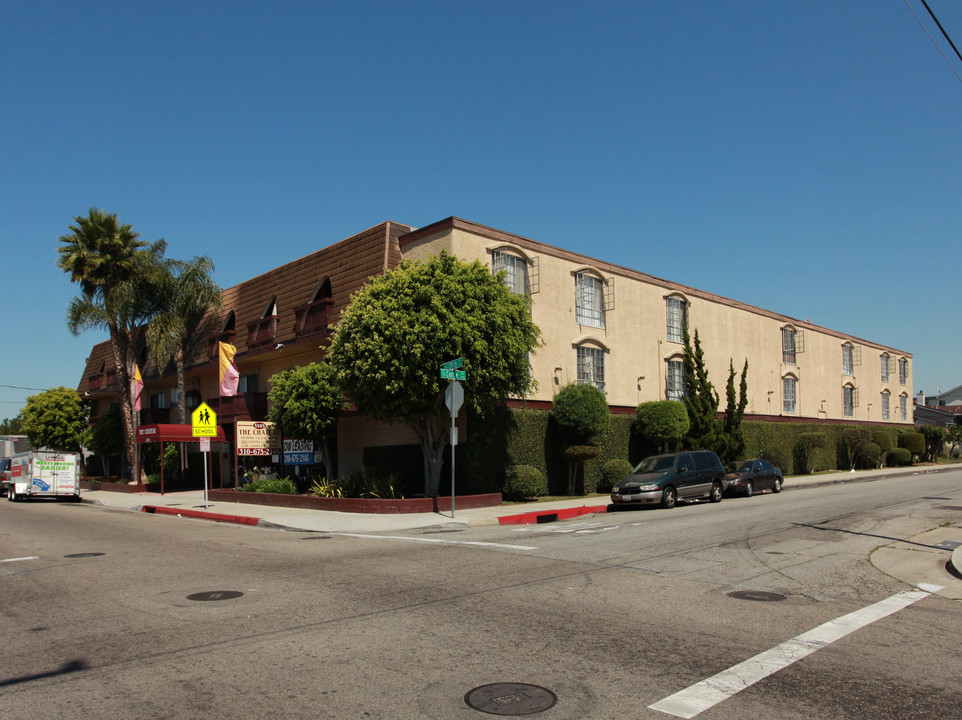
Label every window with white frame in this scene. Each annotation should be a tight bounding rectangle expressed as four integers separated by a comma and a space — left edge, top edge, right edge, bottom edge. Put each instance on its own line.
783, 376, 797, 414
782, 327, 796, 365
843, 385, 856, 417
898, 357, 908, 385
492, 250, 528, 295
666, 358, 686, 401
881, 391, 890, 421
576, 345, 605, 393
880, 353, 890, 383
900, 394, 907, 421
666, 296, 687, 343
575, 273, 605, 328
842, 344, 854, 376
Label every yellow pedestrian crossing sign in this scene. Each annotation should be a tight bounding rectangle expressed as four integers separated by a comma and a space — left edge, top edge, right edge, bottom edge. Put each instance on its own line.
191, 402, 218, 437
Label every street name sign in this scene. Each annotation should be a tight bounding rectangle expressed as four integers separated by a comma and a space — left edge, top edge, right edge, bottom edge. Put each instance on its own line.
440, 368, 467, 380
441, 358, 463, 370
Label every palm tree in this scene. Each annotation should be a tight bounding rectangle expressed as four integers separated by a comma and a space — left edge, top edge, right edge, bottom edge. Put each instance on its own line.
58, 208, 167, 481
147, 256, 222, 424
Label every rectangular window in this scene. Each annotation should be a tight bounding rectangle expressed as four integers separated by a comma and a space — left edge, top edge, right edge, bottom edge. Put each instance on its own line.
239, 374, 258, 394
782, 376, 797, 414
843, 386, 855, 417
880, 355, 890, 383
492, 251, 527, 295
576, 346, 605, 393
782, 328, 796, 365
666, 359, 685, 401
900, 395, 907, 421
666, 297, 687, 343
575, 274, 605, 328
898, 358, 908, 385
881, 392, 890, 420
842, 345, 854, 376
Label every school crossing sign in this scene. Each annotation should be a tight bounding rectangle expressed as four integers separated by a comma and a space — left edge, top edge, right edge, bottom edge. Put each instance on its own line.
191, 402, 218, 437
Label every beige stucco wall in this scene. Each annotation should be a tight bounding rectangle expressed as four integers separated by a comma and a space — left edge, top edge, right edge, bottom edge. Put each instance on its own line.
402, 225, 913, 424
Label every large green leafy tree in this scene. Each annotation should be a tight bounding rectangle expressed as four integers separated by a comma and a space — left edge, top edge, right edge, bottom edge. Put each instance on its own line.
328, 252, 541, 497
268, 362, 346, 481
147, 256, 222, 424
20, 387, 88, 452
681, 328, 719, 450
552, 383, 610, 495
85, 405, 123, 476
57, 208, 167, 480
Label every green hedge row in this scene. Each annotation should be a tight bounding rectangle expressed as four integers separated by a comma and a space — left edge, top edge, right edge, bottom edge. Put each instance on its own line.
360, 409, 912, 497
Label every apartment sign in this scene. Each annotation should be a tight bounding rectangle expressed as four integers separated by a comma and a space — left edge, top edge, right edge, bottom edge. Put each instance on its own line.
236, 421, 280, 456
283, 438, 315, 465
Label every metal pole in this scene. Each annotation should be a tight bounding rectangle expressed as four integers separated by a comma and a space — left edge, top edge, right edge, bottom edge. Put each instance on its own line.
451, 410, 456, 518
204, 448, 209, 508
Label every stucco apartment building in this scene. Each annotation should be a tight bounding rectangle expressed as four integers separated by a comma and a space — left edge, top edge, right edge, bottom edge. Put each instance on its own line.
78, 217, 913, 480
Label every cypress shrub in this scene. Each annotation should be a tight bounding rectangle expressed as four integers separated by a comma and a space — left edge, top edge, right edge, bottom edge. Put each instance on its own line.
887, 447, 913, 467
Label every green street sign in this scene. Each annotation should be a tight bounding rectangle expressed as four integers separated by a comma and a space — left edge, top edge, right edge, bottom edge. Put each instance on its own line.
440, 368, 467, 380
441, 358, 464, 370
455, 369, 466, 380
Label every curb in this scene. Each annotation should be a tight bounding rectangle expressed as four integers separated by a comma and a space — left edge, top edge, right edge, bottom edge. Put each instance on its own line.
141, 505, 261, 526
498, 505, 608, 525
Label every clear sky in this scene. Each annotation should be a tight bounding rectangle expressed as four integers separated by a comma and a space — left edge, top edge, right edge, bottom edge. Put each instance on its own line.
2, 0, 960, 418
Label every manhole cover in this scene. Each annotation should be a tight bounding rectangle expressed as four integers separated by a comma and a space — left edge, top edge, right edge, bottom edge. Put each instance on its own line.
64, 553, 105, 558
728, 590, 787, 602
186, 591, 243, 602
934, 541, 962, 550
301, 536, 332, 540
465, 683, 558, 716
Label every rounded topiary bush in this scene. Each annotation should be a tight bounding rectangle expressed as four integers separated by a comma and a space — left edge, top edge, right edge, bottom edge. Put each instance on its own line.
502, 465, 548, 501
599, 459, 633, 494
898, 432, 925, 458
856, 442, 881, 469
886, 447, 913, 467
872, 430, 894, 454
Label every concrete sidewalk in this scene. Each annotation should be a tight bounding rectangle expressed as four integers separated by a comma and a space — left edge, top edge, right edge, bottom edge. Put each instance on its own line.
79, 464, 962, 596
80, 464, 956, 533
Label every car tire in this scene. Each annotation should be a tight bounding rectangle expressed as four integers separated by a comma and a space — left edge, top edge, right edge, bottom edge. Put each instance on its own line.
709, 482, 723, 503
773, 478, 782, 494
744, 481, 753, 498
661, 487, 677, 509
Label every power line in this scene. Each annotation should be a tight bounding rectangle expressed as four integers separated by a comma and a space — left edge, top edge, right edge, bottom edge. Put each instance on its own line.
0, 384, 48, 392
905, 0, 962, 84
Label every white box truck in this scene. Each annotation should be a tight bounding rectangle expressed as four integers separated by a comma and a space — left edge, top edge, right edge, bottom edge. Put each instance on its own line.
5, 450, 81, 502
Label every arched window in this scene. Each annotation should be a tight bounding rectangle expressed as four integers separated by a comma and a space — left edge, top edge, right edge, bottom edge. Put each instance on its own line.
666, 354, 686, 401
666, 294, 688, 343
782, 374, 798, 414
880, 390, 890, 421
247, 296, 278, 352
295, 278, 334, 340
843, 383, 857, 417
575, 340, 607, 393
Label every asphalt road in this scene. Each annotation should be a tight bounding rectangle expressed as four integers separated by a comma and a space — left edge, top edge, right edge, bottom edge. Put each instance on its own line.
2, 470, 961, 719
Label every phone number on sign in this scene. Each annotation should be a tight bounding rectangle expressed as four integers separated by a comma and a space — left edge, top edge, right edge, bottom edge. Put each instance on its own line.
237, 448, 273, 456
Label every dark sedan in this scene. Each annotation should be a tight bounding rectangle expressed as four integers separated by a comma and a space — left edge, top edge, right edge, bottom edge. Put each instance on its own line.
723, 458, 783, 497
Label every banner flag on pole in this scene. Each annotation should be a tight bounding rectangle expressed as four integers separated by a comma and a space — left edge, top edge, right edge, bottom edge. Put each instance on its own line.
219, 342, 239, 397
133, 364, 144, 411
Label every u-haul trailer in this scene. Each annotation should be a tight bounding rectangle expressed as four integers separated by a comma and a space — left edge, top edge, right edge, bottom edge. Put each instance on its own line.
5, 450, 81, 502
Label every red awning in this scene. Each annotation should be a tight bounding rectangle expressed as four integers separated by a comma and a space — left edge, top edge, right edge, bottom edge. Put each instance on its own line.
136, 424, 228, 443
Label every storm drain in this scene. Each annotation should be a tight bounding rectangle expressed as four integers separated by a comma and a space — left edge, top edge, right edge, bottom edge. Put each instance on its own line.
187, 591, 243, 602
464, 683, 558, 716
728, 590, 787, 602
934, 541, 962, 550
64, 553, 105, 558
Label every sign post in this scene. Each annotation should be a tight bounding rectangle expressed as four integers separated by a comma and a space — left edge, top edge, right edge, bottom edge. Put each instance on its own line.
191, 402, 218, 508
441, 359, 465, 518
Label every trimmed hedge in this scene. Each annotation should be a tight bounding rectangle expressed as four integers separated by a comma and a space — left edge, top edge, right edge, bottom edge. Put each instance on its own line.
887, 447, 913, 467
600, 459, 634, 493
502, 465, 548, 501
898, 432, 925, 458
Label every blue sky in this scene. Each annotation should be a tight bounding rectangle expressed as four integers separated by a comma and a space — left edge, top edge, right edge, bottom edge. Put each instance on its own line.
2, 0, 961, 417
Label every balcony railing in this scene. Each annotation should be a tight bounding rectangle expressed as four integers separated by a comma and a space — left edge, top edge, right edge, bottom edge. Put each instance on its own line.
87, 369, 118, 393
208, 330, 237, 363
293, 297, 333, 341
246, 316, 278, 354
204, 393, 269, 423
139, 408, 172, 425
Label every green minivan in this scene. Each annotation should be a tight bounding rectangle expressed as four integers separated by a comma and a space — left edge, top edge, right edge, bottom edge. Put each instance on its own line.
609, 450, 726, 509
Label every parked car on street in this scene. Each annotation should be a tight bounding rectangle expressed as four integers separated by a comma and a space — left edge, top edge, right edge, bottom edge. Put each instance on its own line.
610, 450, 725, 509
723, 458, 783, 497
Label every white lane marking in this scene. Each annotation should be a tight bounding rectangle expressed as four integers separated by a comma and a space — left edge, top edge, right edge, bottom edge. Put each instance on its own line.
649, 583, 944, 718
511, 521, 617, 535
1, 556, 39, 563
332, 533, 536, 551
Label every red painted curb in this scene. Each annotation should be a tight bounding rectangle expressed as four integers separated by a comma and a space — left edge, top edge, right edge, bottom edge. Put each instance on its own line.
142, 505, 261, 526
498, 505, 607, 525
